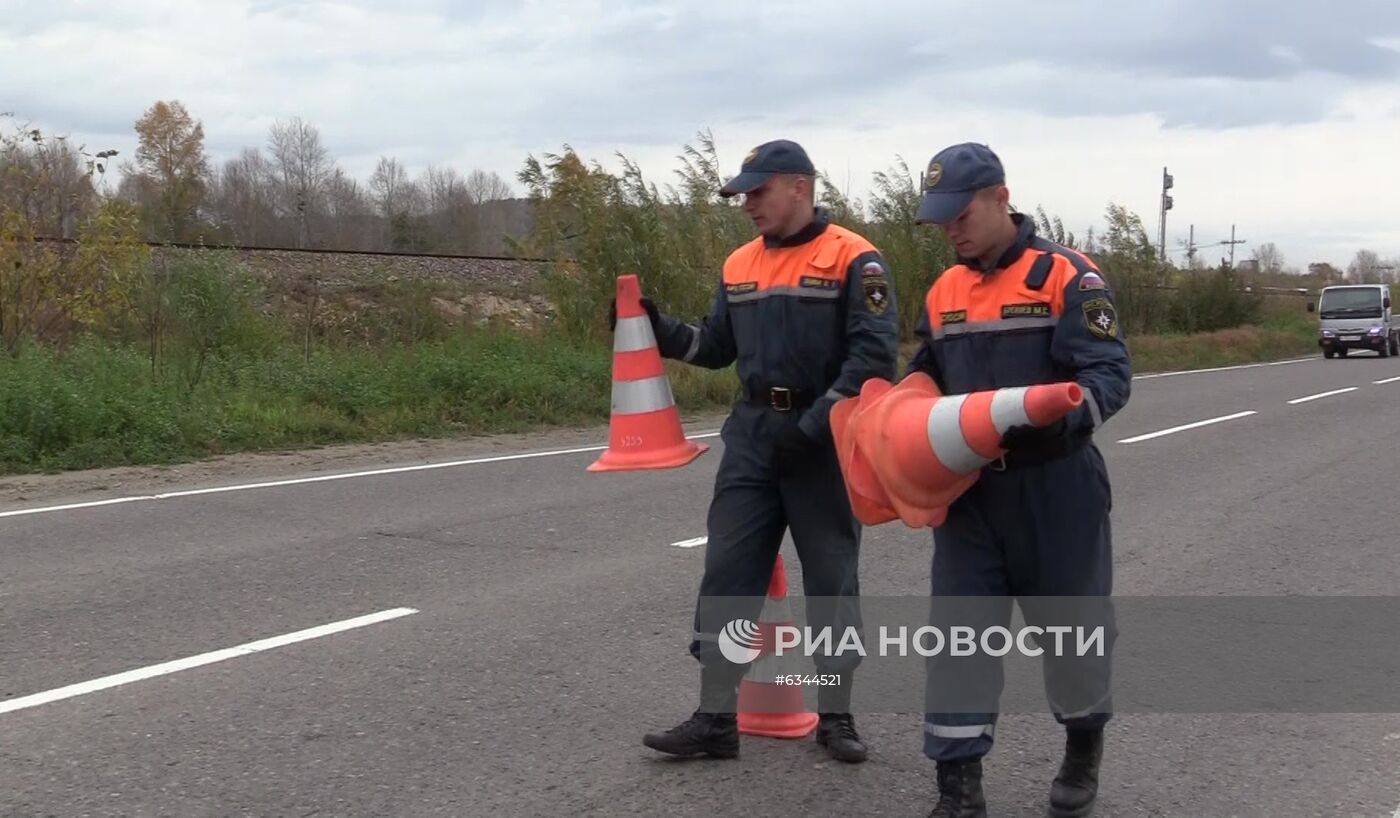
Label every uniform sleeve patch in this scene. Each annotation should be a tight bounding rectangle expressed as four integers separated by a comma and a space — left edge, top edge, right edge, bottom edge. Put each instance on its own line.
939, 309, 967, 324
725, 281, 758, 295
861, 261, 886, 280
863, 279, 889, 314
1078, 272, 1106, 291
799, 275, 841, 291
1082, 297, 1119, 339
1001, 302, 1052, 319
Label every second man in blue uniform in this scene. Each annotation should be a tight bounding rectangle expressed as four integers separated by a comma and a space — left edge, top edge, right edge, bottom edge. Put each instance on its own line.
620, 139, 900, 764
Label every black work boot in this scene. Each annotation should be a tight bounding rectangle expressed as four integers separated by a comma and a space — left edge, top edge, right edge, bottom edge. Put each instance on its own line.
1047, 728, 1103, 817
642, 665, 741, 759
815, 713, 867, 763
814, 673, 866, 763
641, 710, 739, 759
927, 759, 986, 818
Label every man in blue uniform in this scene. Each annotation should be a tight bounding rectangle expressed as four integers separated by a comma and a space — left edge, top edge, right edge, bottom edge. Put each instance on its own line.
906, 143, 1131, 817
613, 140, 899, 763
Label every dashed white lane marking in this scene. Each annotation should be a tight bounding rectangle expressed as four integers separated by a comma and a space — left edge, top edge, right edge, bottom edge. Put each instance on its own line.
1374, 376, 1400, 385
670, 536, 708, 548
0, 608, 419, 717
1132, 357, 1313, 380
0, 431, 723, 520
1117, 411, 1258, 444
1286, 387, 1359, 405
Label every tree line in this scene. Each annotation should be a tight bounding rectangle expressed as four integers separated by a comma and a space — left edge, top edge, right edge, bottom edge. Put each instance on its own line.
508, 134, 1298, 343
5, 100, 1397, 353
2, 102, 526, 256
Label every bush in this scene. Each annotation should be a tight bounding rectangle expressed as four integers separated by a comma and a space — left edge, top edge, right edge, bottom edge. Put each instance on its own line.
513, 133, 956, 345
1166, 267, 1265, 333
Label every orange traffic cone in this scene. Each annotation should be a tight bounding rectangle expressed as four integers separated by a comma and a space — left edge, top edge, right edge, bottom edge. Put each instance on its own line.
588, 274, 709, 473
737, 554, 820, 739
830, 378, 901, 527
831, 372, 1083, 528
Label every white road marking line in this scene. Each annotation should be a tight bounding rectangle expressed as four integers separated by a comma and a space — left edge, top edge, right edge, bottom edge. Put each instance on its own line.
0, 607, 418, 717
1392, 802, 1399, 818
1374, 376, 1400, 385
1286, 387, 1358, 405
670, 536, 707, 548
0, 431, 723, 520
1117, 411, 1257, 444
1132, 357, 1313, 380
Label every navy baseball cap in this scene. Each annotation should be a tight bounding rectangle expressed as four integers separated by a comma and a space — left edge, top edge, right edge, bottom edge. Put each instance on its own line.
719, 139, 816, 197
915, 142, 1006, 224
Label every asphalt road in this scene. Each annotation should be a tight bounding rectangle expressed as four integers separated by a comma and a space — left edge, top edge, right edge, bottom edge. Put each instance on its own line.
3, 351, 1400, 817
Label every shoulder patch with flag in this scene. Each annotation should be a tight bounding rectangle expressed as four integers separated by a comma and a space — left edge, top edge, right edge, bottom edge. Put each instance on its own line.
1078, 271, 1106, 291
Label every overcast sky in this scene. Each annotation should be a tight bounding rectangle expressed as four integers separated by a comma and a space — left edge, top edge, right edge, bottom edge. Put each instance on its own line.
4, 0, 1400, 269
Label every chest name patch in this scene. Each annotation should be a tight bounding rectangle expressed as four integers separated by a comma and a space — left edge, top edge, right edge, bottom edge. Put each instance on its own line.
725, 281, 758, 295
1001, 302, 1052, 319
939, 310, 968, 324
799, 275, 841, 291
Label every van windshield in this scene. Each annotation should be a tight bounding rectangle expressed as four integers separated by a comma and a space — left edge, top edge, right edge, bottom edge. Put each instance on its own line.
1319, 288, 1382, 319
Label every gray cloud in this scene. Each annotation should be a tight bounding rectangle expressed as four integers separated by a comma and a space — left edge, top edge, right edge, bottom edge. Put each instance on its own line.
8, 0, 1400, 156
1001, 1, 1400, 80
5, 2, 1400, 184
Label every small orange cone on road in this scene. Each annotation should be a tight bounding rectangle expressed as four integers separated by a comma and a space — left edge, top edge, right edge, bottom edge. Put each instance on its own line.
737, 554, 820, 739
588, 274, 709, 473
831, 373, 1083, 528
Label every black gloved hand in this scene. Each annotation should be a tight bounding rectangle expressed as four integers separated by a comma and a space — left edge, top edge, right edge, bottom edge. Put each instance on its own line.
999, 418, 1072, 457
772, 424, 819, 476
608, 296, 661, 332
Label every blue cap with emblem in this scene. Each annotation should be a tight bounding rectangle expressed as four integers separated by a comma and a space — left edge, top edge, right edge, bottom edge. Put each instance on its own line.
914, 142, 1006, 225
719, 139, 816, 198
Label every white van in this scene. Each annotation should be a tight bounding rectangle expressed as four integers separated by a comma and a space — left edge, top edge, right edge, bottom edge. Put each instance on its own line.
1309, 284, 1399, 358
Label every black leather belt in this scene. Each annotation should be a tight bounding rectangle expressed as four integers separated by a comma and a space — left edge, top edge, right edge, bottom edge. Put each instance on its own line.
741, 386, 814, 413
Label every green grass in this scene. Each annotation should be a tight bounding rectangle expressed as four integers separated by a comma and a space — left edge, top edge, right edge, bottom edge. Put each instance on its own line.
1124, 297, 1318, 373
0, 330, 734, 475
0, 300, 1323, 476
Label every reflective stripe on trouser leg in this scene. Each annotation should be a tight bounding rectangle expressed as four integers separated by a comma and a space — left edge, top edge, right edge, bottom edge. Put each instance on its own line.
923, 717, 996, 761
1048, 690, 1113, 727
925, 722, 995, 739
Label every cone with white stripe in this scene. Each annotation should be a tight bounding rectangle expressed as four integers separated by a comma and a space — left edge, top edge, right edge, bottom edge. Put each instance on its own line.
831, 372, 1083, 528
737, 554, 820, 739
588, 274, 709, 472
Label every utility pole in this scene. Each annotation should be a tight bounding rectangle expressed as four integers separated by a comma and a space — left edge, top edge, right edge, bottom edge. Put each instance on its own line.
1158, 167, 1173, 261
1187, 224, 1195, 268
1222, 224, 1246, 267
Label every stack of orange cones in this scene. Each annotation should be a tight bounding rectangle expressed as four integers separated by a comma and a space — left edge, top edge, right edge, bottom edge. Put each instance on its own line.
588, 274, 709, 473
737, 554, 820, 739
829, 372, 1084, 528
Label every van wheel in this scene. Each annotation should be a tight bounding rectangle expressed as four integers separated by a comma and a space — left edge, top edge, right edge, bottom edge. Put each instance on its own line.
1324, 349, 1335, 359
1390, 333, 1399, 356
1338, 348, 1349, 358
